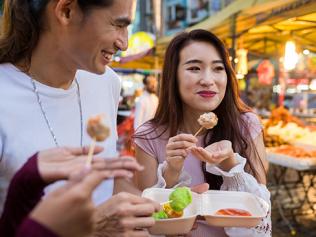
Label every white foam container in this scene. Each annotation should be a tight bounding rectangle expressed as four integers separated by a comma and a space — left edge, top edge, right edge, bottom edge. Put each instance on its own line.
142, 188, 269, 235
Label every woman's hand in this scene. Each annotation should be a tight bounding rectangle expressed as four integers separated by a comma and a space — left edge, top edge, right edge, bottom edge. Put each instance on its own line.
189, 140, 238, 172
165, 134, 197, 173
163, 134, 197, 188
30, 169, 112, 237
37, 146, 144, 183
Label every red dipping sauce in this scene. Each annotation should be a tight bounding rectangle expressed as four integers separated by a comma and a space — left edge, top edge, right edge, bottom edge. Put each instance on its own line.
215, 208, 252, 216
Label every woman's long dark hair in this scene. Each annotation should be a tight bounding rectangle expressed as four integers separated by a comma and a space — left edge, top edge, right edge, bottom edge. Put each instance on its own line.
0, 0, 114, 68
134, 29, 266, 189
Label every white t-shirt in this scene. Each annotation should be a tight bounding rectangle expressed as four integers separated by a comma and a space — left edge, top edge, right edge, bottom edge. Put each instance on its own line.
0, 63, 121, 214
134, 90, 158, 130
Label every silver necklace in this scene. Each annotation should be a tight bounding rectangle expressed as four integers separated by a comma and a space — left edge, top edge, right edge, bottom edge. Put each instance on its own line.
30, 77, 83, 147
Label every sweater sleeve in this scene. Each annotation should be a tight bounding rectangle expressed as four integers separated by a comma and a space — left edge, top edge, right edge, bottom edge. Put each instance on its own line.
15, 217, 59, 237
0, 153, 47, 237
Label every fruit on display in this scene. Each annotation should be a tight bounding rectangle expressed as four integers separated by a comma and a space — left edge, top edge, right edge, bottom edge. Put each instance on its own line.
264, 107, 316, 146
264, 134, 289, 147
271, 145, 316, 158
265, 106, 305, 128
266, 122, 316, 144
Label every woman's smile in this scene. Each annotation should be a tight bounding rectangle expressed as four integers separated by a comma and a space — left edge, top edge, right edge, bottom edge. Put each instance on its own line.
197, 90, 217, 98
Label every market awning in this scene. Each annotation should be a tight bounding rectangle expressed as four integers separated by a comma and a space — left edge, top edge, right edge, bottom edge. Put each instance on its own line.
110, 0, 316, 70
156, 0, 316, 58
216, 0, 316, 57
110, 49, 163, 71
156, 0, 272, 52
110, 56, 158, 70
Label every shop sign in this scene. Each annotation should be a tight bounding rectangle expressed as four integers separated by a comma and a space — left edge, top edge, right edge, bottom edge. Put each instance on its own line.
121, 31, 155, 57
257, 60, 275, 85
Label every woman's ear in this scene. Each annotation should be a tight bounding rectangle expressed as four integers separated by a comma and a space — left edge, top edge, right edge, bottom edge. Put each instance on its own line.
54, 0, 80, 25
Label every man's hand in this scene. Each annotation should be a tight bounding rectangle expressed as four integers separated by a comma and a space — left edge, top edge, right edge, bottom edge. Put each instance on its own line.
37, 146, 144, 183
94, 192, 160, 237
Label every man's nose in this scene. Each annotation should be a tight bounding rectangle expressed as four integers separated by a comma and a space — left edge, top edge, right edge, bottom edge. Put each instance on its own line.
115, 33, 128, 51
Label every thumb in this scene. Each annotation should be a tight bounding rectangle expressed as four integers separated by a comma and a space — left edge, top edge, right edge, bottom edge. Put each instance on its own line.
191, 183, 209, 194
51, 167, 93, 197
72, 171, 106, 196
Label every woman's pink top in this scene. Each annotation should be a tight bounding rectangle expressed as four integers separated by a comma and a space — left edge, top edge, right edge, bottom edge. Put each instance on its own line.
134, 112, 262, 187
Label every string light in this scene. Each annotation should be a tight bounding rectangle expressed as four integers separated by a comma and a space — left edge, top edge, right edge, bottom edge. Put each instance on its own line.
283, 40, 298, 71
303, 49, 310, 55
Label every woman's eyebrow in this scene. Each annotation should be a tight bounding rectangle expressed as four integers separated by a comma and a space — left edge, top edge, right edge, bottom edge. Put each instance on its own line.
183, 59, 203, 65
183, 59, 224, 65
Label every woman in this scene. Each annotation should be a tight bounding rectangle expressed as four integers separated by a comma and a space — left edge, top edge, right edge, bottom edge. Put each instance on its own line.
134, 29, 271, 236
17, 169, 114, 237
0, 0, 157, 236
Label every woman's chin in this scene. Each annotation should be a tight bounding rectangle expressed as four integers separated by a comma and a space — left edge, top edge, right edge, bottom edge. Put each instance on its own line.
197, 102, 219, 112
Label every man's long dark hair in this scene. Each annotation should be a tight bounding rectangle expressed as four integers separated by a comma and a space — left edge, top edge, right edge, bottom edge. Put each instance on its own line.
0, 0, 114, 68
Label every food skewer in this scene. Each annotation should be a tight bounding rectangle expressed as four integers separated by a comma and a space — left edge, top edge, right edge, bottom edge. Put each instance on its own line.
85, 115, 110, 167
85, 137, 96, 167
160, 200, 172, 205
194, 112, 218, 137
194, 127, 204, 137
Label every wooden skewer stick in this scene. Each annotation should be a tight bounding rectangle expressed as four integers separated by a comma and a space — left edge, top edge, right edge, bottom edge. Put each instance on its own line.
194, 126, 204, 137
85, 137, 96, 167
160, 200, 172, 206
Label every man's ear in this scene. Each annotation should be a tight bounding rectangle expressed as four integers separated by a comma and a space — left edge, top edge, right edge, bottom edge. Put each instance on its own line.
54, 0, 80, 25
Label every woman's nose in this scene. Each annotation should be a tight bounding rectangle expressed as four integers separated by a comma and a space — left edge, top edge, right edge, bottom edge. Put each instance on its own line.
200, 71, 215, 86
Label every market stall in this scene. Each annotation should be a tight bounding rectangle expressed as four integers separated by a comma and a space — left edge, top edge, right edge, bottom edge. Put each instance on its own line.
264, 107, 316, 234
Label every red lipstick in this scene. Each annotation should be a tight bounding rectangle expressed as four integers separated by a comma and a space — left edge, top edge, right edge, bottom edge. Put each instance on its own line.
197, 90, 217, 98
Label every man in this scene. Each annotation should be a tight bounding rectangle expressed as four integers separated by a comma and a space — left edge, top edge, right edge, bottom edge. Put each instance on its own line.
0, 0, 158, 236
134, 75, 159, 130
